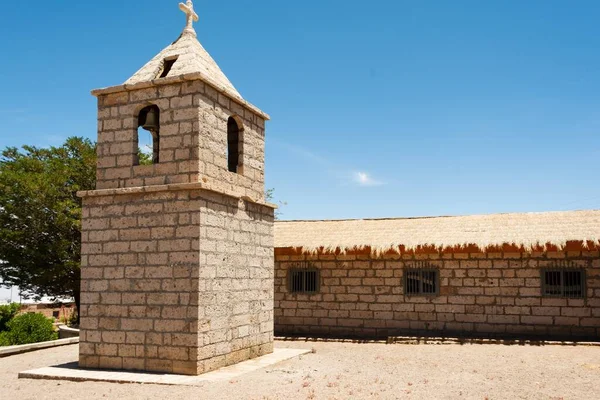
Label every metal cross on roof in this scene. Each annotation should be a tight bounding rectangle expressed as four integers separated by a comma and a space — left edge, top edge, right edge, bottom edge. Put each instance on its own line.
179, 0, 199, 37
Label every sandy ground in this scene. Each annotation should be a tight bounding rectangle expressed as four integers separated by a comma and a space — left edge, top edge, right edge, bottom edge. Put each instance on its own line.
1, 341, 600, 400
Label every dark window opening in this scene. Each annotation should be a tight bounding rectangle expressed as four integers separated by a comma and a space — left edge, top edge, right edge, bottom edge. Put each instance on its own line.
227, 117, 240, 173
542, 269, 585, 298
289, 268, 319, 294
404, 269, 439, 296
52, 311, 60, 318
158, 57, 178, 79
137, 105, 160, 165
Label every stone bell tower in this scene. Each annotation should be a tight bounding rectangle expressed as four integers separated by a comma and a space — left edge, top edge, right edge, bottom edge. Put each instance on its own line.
78, 1, 275, 375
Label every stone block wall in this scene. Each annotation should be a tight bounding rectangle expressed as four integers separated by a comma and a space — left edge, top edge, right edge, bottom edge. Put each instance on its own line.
79, 188, 274, 375
95, 79, 266, 202
196, 190, 275, 369
274, 249, 600, 340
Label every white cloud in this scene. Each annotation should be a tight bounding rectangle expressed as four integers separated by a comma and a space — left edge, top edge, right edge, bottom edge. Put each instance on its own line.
354, 171, 384, 187
272, 139, 388, 187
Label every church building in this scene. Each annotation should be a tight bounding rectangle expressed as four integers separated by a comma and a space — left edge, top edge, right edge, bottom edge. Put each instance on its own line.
274, 211, 600, 340
77, 1, 599, 378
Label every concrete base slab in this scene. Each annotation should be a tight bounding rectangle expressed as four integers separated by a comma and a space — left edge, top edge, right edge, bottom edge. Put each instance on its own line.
18, 348, 310, 386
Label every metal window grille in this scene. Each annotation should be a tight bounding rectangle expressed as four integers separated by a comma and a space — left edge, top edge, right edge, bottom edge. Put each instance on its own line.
288, 268, 319, 294
542, 269, 585, 299
404, 269, 439, 296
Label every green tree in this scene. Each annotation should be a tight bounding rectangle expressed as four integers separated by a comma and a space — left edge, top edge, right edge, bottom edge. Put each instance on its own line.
137, 148, 152, 166
0, 303, 21, 332
0, 312, 57, 346
0, 137, 96, 319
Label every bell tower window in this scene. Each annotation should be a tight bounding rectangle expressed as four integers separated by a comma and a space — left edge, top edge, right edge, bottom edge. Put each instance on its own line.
137, 105, 160, 165
157, 57, 178, 79
227, 116, 241, 173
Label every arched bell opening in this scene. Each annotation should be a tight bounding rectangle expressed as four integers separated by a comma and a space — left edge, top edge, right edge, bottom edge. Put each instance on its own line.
137, 105, 160, 165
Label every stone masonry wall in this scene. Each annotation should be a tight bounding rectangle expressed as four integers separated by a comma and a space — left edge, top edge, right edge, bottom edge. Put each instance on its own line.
274, 249, 600, 340
95, 80, 266, 202
196, 190, 274, 370
79, 188, 274, 375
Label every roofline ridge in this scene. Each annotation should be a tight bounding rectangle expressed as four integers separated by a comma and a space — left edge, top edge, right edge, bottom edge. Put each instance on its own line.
276, 209, 600, 223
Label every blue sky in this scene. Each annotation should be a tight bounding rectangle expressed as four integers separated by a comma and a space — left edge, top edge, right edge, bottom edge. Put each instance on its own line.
0, 0, 599, 221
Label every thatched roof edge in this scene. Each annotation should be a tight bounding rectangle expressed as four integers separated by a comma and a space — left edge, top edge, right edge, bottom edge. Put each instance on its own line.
274, 210, 600, 255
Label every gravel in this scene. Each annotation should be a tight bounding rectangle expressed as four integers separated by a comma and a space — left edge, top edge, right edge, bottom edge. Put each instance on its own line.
1, 341, 599, 399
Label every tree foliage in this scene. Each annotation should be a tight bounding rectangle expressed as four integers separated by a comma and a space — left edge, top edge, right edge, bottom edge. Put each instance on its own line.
0, 137, 96, 314
266, 188, 287, 220
138, 148, 152, 166
0, 312, 57, 346
0, 303, 21, 332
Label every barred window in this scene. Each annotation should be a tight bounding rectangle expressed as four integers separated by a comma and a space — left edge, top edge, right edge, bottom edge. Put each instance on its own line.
288, 268, 319, 294
542, 269, 585, 298
404, 269, 439, 296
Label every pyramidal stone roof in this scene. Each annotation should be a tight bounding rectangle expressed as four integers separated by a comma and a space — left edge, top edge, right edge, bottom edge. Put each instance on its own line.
124, 32, 242, 100
91, 0, 272, 119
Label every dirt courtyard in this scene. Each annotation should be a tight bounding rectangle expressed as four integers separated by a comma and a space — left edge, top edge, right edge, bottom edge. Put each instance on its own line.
1, 340, 599, 399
